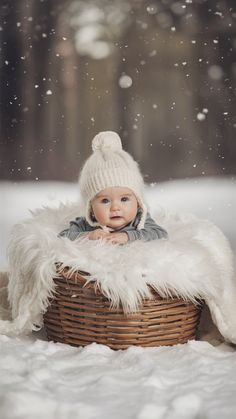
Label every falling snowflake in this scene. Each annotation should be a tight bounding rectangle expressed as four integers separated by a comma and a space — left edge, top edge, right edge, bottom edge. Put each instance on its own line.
146, 4, 158, 15
197, 113, 206, 121
208, 65, 223, 80
118, 75, 132, 88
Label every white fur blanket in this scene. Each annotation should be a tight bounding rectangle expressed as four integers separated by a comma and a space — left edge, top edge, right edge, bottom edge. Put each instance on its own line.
0, 203, 236, 344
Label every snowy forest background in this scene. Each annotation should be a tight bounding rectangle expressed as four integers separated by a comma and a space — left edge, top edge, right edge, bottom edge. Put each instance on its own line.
0, 0, 236, 183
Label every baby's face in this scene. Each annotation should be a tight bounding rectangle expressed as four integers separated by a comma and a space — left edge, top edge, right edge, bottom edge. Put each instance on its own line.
91, 187, 138, 230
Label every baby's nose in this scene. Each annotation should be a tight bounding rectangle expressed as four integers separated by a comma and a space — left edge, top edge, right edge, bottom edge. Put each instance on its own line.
111, 201, 120, 210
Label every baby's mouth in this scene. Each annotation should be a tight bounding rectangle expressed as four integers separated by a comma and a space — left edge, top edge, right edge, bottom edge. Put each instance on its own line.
110, 216, 122, 219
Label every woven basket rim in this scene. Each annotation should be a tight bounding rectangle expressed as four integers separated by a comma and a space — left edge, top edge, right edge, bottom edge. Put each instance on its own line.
56, 266, 202, 307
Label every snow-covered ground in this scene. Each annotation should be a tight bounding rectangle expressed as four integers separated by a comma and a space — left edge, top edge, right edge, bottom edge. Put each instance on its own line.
0, 177, 236, 419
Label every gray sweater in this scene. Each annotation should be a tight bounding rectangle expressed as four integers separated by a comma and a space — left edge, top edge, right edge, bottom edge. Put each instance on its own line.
59, 211, 168, 242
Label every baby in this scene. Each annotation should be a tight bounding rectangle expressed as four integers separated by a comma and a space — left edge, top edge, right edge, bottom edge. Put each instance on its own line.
59, 131, 168, 245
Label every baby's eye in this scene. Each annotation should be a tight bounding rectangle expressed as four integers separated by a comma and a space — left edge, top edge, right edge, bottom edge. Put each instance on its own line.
101, 198, 110, 204
121, 196, 129, 202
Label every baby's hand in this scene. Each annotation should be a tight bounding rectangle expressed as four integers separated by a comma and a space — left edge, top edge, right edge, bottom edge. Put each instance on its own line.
86, 229, 110, 241
104, 232, 128, 245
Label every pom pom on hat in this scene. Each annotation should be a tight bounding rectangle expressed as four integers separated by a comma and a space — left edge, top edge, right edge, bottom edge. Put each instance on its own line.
79, 131, 147, 229
92, 131, 122, 152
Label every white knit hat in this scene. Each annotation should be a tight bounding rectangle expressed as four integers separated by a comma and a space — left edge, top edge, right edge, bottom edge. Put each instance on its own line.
79, 131, 147, 229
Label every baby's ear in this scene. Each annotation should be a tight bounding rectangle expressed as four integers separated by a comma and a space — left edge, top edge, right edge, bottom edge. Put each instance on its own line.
90, 208, 97, 222
91, 214, 97, 222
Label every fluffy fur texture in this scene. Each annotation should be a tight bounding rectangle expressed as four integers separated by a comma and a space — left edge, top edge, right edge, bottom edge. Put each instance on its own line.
0, 203, 236, 343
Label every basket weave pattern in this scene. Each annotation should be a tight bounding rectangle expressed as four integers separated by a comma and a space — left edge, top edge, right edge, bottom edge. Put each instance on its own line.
44, 269, 202, 350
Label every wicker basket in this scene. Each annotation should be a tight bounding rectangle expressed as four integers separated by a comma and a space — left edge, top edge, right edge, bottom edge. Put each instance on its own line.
44, 268, 202, 350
